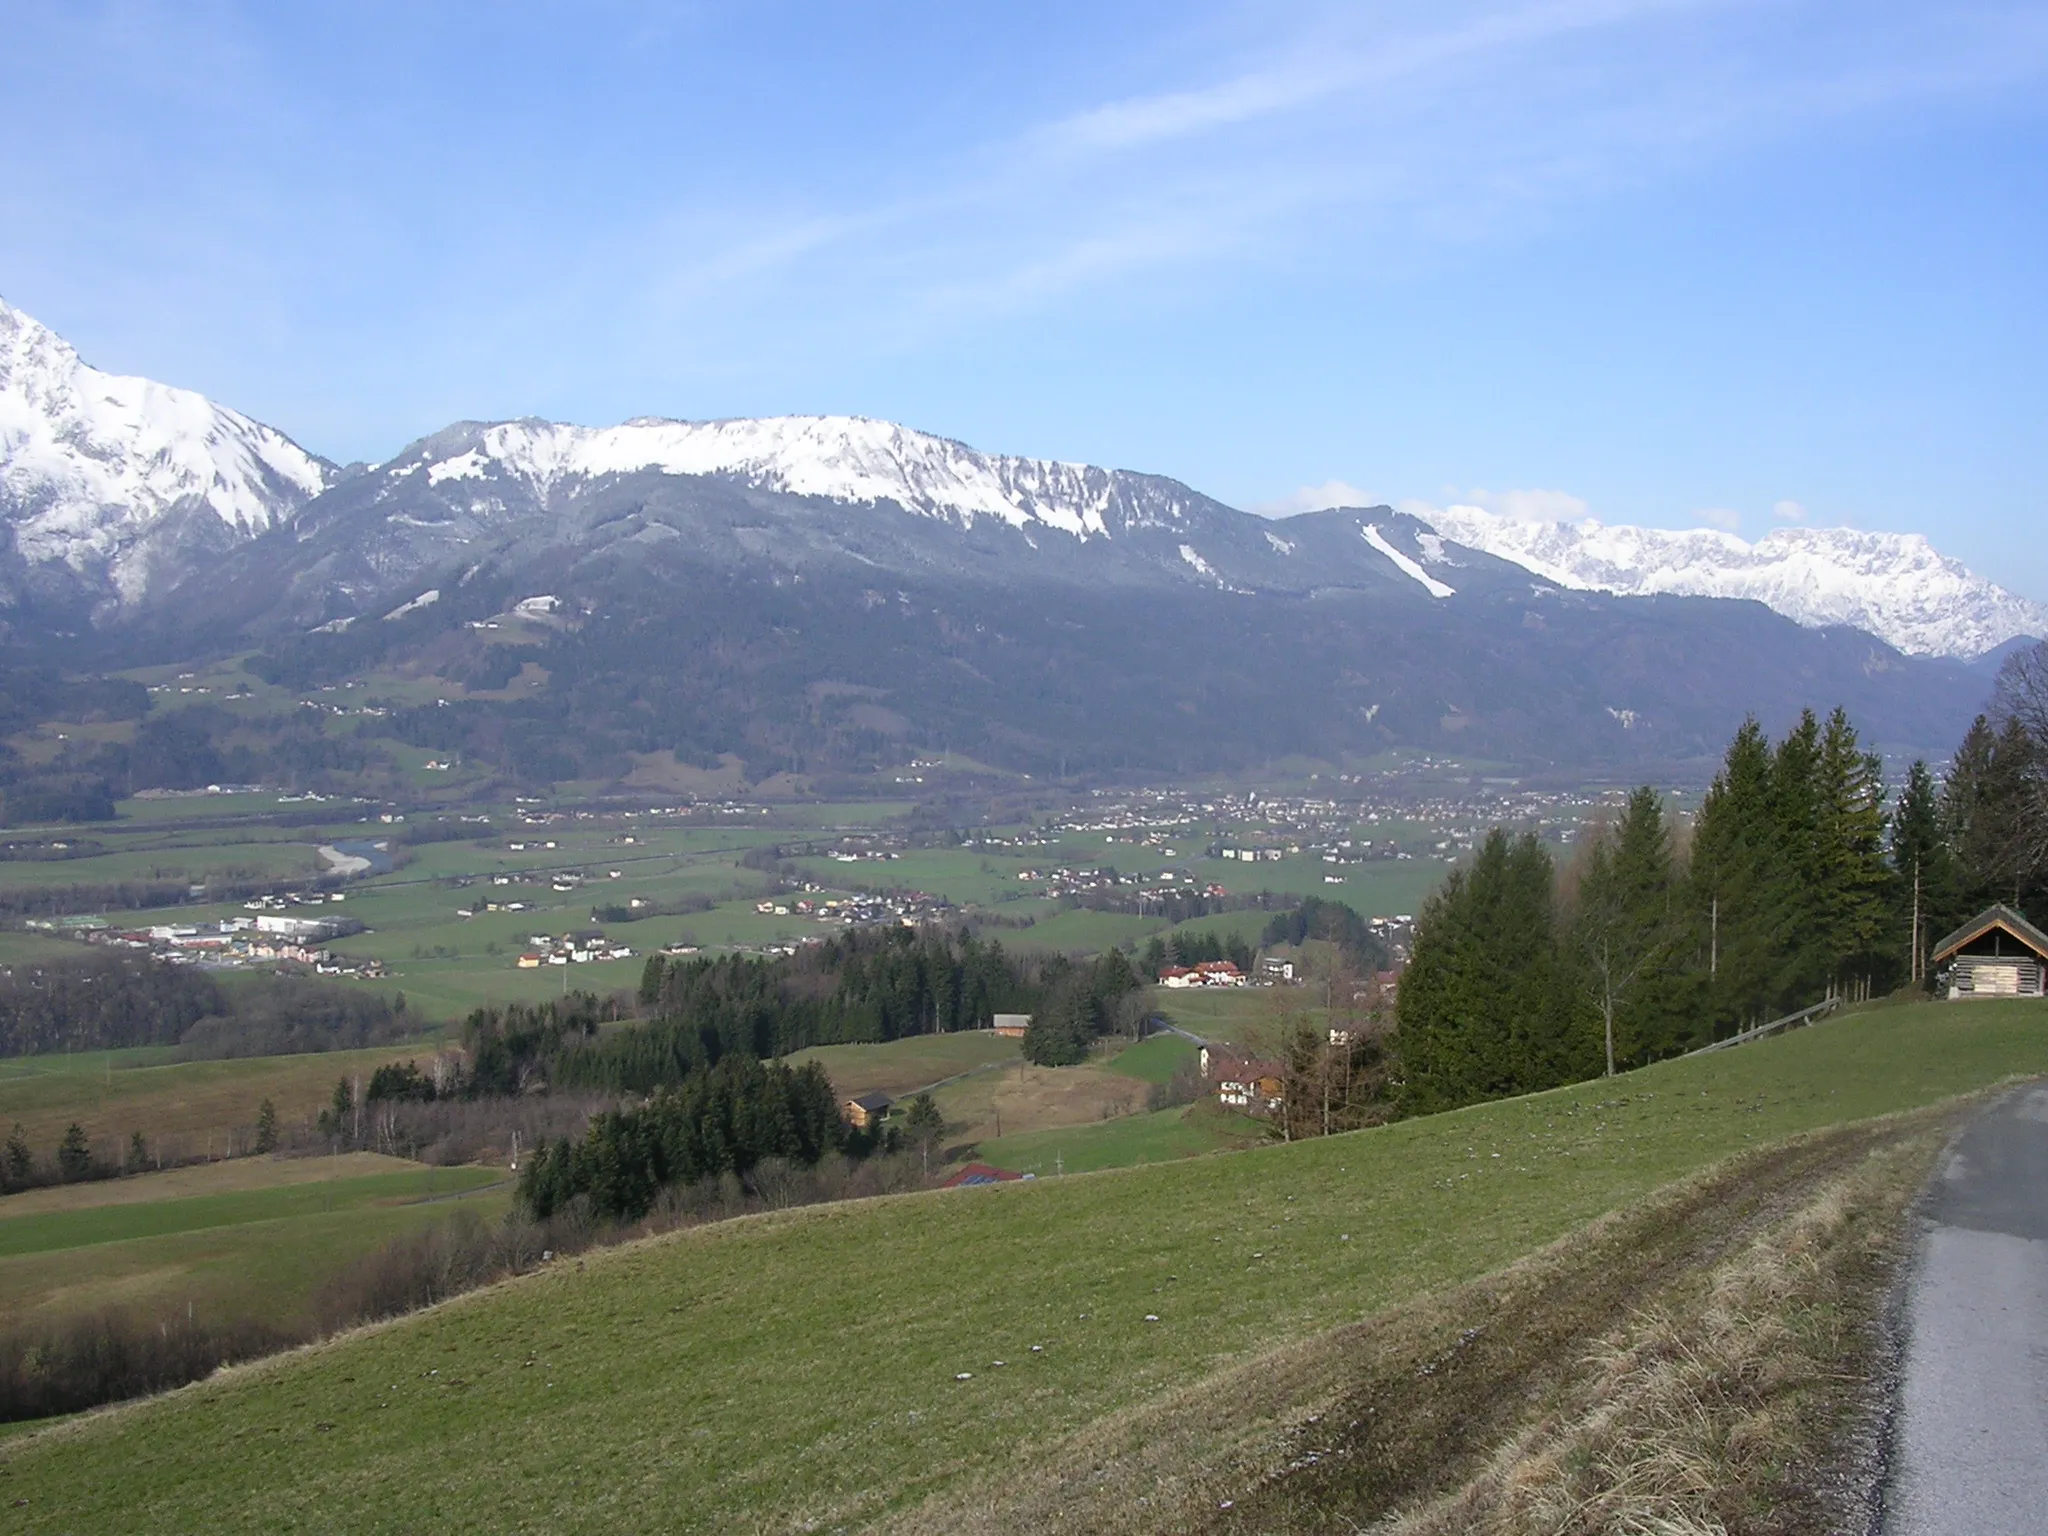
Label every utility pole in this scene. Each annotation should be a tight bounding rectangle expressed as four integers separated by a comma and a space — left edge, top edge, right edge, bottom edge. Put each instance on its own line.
1911, 858, 1922, 985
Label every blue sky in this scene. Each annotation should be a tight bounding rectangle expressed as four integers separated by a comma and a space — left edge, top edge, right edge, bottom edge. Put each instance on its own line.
4, 1, 2046, 593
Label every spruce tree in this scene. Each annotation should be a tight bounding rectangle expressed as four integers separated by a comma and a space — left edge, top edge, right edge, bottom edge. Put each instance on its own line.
1769, 709, 1829, 1001
1814, 707, 1891, 992
3, 1123, 32, 1188
1944, 714, 2042, 909
1688, 717, 1780, 1030
1398, 830, 1590, 1112
1889, 759, 1959, 984
56, 1123, 90, 1183
1572, 788, 1687, 1070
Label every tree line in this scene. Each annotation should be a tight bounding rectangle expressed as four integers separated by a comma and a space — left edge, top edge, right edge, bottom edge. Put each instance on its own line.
0, 953, 411, 1059
1398, 669, 2048, 1115
517, 1055, 850, 1221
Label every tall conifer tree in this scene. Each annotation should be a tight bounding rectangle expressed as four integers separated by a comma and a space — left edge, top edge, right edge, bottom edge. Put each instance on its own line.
1689, 718, 1780, 1028
1890, 758, 1958, 981
1814, 707, 1891, 991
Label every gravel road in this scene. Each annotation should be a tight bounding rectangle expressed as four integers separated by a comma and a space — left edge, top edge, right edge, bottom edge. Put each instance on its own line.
1882, 1081, 2048, 1536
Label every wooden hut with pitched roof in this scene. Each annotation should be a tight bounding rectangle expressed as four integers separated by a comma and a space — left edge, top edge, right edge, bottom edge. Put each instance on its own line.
1931, 904, 2048, 999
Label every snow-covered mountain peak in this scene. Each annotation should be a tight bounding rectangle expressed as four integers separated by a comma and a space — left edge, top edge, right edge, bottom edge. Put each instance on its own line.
400, 413, 1208, 540
1418, 503, 2046, 660
0, 297, 331, 604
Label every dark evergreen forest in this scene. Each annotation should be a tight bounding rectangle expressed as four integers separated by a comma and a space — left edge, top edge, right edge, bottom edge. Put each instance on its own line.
1399, 646, 2048, 1115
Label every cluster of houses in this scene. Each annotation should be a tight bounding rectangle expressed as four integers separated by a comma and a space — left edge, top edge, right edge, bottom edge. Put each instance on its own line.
514, 932, 635, 968
989, 776, 1634, 885
40, 912, 384, 977
1019, 865, 1232, 905
754, 891, 955, 927
1157, 960, 1249, 989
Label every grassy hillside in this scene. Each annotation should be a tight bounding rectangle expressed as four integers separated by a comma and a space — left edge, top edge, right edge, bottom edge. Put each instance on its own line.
976, 1100, 1263, 1175
4, 999, 2043, 1533
0, 1043, 444, 1154
0, 1156, 508, 1333
785, 1031, 1019, 1099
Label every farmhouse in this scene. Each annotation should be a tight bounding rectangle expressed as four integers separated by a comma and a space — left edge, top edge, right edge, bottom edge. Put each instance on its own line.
1933, 904, 2048, 999
845, 1091, 894, 1132
1159, 960, 1246, 989
991, 1013, 1032, 1038
1198, 1046, 1285, 1115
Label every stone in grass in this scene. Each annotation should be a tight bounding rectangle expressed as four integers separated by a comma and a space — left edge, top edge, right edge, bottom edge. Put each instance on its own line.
955, 1372, 973, 1381
1144, 1314, 1160, 1322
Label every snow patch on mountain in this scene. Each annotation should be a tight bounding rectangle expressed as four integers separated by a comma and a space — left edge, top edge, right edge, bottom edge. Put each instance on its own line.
0, 297, 330, 602
1420, 504, 2047, 660
406, 416, 1213, 541
1363, 524, 1455, 599
383, 589, 440, 621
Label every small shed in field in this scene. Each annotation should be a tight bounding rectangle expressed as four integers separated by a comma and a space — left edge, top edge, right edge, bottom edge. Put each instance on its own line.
1932, 904, 2048, 999
991, 1013, 1032, 1038
845, 1091, 895, 1131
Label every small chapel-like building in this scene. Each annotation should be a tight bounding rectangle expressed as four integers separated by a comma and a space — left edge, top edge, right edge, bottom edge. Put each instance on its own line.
1931, 904, 2048, 999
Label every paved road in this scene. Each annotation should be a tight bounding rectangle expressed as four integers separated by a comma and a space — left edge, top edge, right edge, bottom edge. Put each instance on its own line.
1884, 1083, 2048, 1536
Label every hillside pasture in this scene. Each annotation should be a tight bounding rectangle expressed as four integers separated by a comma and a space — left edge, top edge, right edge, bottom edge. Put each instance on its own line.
0, 1155, 507, 1334
2, 1001, 2032, 1532
976, 1100, 1263, 1176
1152, 985, 1328, 1058
928, 1055, 1153, 1150
0, 1044, 446, 1156
1104, 1032, 1197, 1084
785, 1032, 1019, 1101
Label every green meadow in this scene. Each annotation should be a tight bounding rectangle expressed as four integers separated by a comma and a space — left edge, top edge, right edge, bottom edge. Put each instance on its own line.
0, 1167, 501, 1260
0, 1156, 509, 1333
0, 1043, 446, 1151
1103, 1031, 1197, 1084
787, 1032, 1019, 1099
976, 1099, 1262, 1175
5, 998, 2041, 1533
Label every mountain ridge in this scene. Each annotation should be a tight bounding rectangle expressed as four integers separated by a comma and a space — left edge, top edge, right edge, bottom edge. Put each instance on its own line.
1418, 503, 2046, 661
0, 296, 2035, 671
0, 298, 332, 617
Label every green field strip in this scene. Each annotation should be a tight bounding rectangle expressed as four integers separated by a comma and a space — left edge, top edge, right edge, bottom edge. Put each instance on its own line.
1104, 1033, 1198, 1084
0, 1168, 505, 1258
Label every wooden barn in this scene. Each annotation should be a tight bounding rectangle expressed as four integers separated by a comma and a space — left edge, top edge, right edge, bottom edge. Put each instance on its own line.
1931, 904, 2048, 999
845, 1091, 894, 1132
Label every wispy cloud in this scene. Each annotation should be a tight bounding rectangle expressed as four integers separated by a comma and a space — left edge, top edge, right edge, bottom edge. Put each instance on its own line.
1256, 479, 1382, 514
631, 0, 2048, 342
1772, 498, 1809, 523
1693, 506, 1744, 532
1460, 487, 1595, 522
